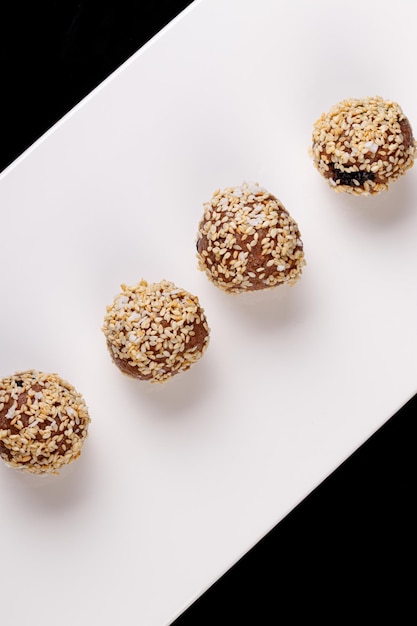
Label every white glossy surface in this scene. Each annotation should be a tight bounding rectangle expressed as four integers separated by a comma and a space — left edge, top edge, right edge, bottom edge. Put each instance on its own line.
1, 1, 417, 624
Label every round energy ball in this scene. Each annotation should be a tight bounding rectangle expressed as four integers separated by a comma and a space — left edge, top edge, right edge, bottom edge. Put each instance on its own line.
103, 279, 210, 383
311, 96, 416, 195
196, 182, 305, 293
0, 370, 90, 474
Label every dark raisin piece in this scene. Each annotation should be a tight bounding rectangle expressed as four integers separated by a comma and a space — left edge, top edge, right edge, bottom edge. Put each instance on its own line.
332, 166, 375, 187
16, 380, 23, 387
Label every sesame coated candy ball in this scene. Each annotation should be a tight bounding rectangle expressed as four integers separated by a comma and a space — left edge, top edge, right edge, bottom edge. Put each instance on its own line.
311, 96, 416, 195
196, 182, 305, 293
102, 279, 210, 383
0, 370, 90, 474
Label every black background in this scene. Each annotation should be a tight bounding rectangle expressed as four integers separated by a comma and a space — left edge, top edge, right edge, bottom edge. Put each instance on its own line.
1, 2, 415, 623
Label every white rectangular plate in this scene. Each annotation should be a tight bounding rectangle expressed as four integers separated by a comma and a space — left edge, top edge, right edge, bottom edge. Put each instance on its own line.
1, 1, 417, 624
